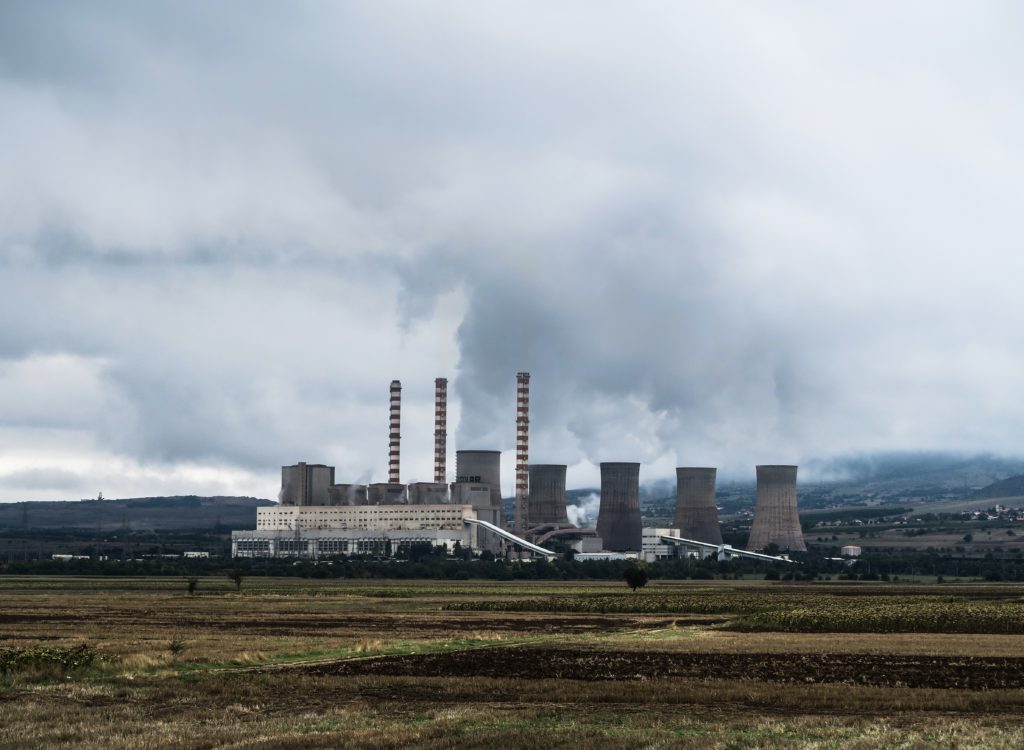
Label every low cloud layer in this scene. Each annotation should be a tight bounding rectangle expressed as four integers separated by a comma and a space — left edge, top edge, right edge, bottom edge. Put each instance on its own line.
2, 2, 1024, 500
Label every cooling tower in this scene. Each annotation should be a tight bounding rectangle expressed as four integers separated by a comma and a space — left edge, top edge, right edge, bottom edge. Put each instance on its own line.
527, 464, 569, 527
747, 465, 806, 552
673, 467, 722, 545
596, 462, 642, 551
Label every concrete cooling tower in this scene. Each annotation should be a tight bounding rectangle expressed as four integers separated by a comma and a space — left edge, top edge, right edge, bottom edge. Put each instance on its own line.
747, 465, 806, 552
673, 467, 722, 545
596, 462, 642, 551
527, 464, 569, 527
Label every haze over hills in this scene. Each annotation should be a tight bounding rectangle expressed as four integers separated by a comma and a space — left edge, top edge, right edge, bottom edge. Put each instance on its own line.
971, 475, 1024, 500
5, 452, 1023, 532
0, 496, 272, 532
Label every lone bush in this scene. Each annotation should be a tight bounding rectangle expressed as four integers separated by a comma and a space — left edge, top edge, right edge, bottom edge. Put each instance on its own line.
623, 563, 649, 591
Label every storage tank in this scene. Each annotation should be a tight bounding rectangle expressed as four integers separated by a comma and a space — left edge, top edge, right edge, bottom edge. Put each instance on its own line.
596, 462, 642, 551
673, 467, 722, 544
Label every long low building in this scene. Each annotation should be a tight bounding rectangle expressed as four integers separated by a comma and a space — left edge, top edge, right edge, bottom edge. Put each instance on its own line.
232, 504, 479, 559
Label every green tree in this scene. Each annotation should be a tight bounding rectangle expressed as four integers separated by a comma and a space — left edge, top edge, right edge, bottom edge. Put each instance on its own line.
227, 568, 244, 592
623, 563, 649, 591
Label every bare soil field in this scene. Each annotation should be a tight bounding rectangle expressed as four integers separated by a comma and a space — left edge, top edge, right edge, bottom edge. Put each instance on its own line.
319, 645, 1024, 689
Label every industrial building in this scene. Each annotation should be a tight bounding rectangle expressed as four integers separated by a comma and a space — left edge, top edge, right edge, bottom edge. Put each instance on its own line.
233, 503, 478, 559
232, 374, 805, 562
280, 462, 335, 506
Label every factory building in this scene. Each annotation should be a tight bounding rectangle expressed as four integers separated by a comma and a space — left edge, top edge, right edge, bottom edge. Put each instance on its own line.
366, 482, 408, 505
454, 450, 504, 550
641, 527, 681, 562
747, 465, 806, 552
232, 504, 478, 558
408, 482, 450, 505
673, 467, 723, 545
596, 462, 642, 551
234, 375, 810, 563
280, 463, 335, 506
327, 484, 367, 506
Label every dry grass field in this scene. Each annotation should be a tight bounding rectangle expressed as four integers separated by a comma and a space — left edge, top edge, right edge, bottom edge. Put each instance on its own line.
1, 576, 1023, 748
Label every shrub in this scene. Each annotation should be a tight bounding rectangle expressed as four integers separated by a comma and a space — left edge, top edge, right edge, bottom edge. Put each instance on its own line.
0, 645, 96, 674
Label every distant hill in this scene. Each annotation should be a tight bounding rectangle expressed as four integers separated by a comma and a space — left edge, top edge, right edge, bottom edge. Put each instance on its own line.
971, 475, 1024, 500
0, 496, 274, 531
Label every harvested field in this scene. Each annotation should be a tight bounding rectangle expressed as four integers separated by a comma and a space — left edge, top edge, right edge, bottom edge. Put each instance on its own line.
1, 576, 1024, 748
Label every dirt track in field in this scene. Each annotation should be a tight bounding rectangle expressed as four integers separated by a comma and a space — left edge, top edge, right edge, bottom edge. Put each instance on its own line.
312, 646, 1024, 689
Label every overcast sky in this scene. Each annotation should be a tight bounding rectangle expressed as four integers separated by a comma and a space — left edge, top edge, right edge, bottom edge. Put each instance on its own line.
2, 2, 1024, 501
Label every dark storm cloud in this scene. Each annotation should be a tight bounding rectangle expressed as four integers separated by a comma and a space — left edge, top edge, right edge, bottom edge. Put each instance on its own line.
2, 2, 1024, 499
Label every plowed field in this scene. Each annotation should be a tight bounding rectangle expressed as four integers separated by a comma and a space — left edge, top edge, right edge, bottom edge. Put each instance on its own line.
318, 646, 1024, 689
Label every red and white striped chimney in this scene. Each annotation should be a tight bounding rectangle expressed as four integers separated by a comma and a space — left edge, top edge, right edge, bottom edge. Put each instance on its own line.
514, 372, 530, 534
433, 377, 447, 484
388, 380, 401, 484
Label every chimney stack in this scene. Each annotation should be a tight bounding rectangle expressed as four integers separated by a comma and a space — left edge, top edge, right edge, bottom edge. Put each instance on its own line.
433, 378, 447, 484
388, 380, 401, 484
514, 372, 530, 534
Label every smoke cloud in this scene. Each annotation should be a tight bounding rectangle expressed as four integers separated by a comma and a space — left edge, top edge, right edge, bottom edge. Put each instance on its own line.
2, 3, 1024, 500
566, 493, 601, 529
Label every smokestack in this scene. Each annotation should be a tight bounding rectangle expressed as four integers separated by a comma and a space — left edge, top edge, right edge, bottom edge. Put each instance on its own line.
528, 464, 569, 527
596, 462, 641, 551
388, 380, 401, 484
747, 465, 806, 552
673, 467, 722, 544
513, 372, 530, 534
434, 377, 447, 484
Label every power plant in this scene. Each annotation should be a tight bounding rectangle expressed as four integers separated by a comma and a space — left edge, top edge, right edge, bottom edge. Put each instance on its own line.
232, 374, 803, 562
747, 465, 806, 552
673, 467, 722, 545
596, 462, 642, 552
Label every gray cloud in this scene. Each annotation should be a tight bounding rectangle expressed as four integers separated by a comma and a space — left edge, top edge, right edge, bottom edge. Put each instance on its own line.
1, 2, 1024, 500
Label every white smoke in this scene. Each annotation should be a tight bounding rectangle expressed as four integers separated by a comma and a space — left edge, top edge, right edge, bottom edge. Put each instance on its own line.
565, 492, 600, 528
